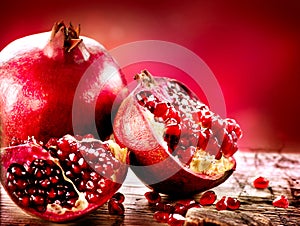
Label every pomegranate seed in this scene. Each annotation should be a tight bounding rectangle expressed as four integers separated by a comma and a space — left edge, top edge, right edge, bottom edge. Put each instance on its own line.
153, 102, 170, 118
9, 164, 26, 177
86, 192, 101, 203
165, 123, 181, 137
20, 195, 31, 207
200, 111, 213, 128
167, 107, 181, 123
272, 195, 289, 208
153, 211, 170, 223
215, 196, 227, 211
144, 191, 161, 204
173, 203, 187, 216
148, 102, 158, 113
112, 192, 125, 203
226, 197, 240, 210
168, 213, 185, 226
108, 198, 125, 215
155, 202, 175, 213
199, 190, 217, 206
253, 176, 269, 189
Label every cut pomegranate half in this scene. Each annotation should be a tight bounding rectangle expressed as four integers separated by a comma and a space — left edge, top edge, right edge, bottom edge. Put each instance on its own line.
1, 135, 128, 222
114, 70, 241, 195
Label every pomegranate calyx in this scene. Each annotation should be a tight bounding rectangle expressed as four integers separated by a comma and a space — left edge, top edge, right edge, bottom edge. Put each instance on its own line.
44, 21, 88, 60
134, 70, 157, 88
51, 21, 82, 52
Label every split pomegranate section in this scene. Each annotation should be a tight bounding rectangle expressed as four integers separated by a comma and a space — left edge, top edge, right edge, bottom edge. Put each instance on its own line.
113, 70, 242, 195
1, 135, 128, 222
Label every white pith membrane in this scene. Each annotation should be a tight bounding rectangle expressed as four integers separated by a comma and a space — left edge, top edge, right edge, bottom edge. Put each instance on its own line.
45, 137, 127, 215
143, 105, 234, 176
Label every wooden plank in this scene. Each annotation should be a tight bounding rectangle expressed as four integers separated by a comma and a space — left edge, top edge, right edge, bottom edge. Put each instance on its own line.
1, 150, 300, 225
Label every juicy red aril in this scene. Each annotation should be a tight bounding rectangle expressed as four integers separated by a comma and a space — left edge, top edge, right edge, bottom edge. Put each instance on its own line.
272, 195, 289, 208
154, 102, 170, 118
108, 198, 125, 215
253, 176, 269, 189
49, 135, 119, 198
144, 191, 162, 204
215, 196, 227, 211
112, 192, 125, 203
199, 190, 217, 206
153, 211, 170, 223
173, 203, 187, 216
226, 197, 240, 210
155, 202, 175, 213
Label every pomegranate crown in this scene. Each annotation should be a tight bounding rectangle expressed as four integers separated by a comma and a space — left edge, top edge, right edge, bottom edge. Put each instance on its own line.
50, 21, 82, 52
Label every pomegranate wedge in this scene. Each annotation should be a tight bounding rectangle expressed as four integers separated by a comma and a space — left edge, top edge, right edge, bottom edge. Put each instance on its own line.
114, 70, 242, 195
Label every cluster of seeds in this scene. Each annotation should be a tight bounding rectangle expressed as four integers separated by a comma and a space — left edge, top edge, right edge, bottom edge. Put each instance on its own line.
144, 190, 241, 225
47, 135, 119, 204
136, 80, 242, 169
6, 160, 77, 213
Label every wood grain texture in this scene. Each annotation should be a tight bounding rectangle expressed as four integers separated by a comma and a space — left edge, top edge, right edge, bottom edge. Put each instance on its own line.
1, 149, 300, 226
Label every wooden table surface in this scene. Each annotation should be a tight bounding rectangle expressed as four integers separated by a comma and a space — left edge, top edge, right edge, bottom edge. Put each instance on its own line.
1, 149, 300, 226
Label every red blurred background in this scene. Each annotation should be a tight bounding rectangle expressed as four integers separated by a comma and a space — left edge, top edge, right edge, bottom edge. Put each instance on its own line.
1, 0, 300, 151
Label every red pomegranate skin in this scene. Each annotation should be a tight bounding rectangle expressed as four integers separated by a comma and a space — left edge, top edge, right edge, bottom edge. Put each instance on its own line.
0, 22, 127, 147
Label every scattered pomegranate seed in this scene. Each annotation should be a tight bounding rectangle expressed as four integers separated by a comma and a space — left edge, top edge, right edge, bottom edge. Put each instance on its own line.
144, 191, 161, 204
173, 203, 187, 216
272, 195, 289, 208
153, 211, 170, 223
226, 197, 240, 210
215, 196, 227, 211
108, 198, 125, 215
155, 202, 175, 213
199, 190, 217, 206
253, 176, 269, 189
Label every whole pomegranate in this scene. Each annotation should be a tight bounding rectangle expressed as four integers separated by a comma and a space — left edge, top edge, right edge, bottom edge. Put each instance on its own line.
0, 134, 128, 222
114, 70, 242, 195
0, 21, 127, 147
